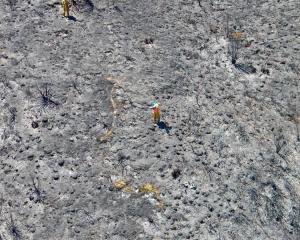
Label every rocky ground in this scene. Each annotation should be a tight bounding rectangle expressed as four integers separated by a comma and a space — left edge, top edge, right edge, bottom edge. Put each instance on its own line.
0, 0, 299, 239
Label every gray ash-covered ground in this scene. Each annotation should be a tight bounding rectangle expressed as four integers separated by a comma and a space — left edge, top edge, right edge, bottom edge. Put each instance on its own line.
0, 0, 299, 239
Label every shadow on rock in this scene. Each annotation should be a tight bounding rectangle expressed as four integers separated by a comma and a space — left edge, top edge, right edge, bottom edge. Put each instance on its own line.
157, 121, 172, 134
234, 62, 257, 74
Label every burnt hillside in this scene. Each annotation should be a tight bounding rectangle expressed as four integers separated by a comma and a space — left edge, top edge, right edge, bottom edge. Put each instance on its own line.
0, 0, 299, 239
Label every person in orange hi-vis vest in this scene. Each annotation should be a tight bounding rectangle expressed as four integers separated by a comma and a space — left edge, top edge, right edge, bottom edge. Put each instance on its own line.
61, 0, 70, 18
150, 100, 160, 124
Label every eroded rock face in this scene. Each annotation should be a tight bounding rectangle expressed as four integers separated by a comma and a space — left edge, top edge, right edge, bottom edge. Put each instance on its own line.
0, 0, 299, 239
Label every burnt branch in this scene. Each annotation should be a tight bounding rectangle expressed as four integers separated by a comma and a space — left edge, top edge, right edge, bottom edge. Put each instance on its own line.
228, 38, 240, 63
71, 80, 82, 94
7, 213, 21, 240
6, 106, 17, 128
117, 152, 128, 176
272, 129, 286, 154
30, 175, 45, 203
0, 193, 3, 215
37, 83, 59, 111
294, 116, 300, 142
225, 13, 230, 38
